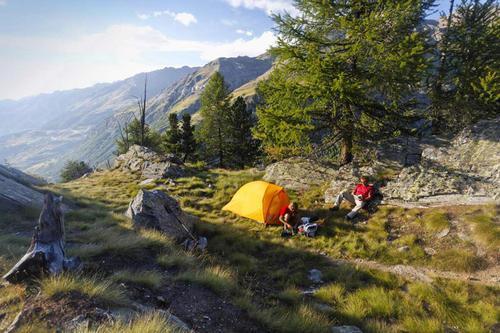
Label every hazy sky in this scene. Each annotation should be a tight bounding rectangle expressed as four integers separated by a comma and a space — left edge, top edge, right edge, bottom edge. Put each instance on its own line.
0, 0, 452, 100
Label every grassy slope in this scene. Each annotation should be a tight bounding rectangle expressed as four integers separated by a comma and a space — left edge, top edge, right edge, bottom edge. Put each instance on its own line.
0, 168, 498, 333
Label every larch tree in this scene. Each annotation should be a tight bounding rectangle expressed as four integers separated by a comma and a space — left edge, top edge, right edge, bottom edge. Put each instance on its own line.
197, 72, 231, 167
255, 0, 434, 164
180, 113, 197, 162
227, 96, 259, 168
162, 113, 182, 155
430, 0, 499, 131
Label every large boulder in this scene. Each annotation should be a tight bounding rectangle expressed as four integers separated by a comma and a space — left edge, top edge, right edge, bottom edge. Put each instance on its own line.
263, 157, 337, 191
114, 145, 184, 179
126, 189, 196, 240
383, 117, 499, 205
324, 164, 378, 203
0, 164, 46, 210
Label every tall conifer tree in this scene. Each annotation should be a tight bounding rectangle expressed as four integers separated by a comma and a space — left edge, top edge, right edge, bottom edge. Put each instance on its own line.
255, 0, 434, 164
180, 113, 197, 162
197, 72, 231, 167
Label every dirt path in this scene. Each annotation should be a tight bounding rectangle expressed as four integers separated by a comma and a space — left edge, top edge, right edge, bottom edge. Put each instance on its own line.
327, 257, 500, 286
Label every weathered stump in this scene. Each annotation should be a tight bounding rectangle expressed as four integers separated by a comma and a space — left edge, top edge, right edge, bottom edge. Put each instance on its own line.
2, 193, 80, 283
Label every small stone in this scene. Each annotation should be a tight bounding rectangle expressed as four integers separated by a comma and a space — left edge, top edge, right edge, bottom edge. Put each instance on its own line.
398, 246, 410, 252
424, 247, 436, 256
436, 228, 450, 239
308, 269, 323, 284
331, 325, 363, 333
139, 178, 157, 186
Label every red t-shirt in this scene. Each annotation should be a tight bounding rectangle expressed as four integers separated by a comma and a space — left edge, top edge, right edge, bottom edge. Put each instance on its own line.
353, 184, 374, 201
279, 206, 294, 218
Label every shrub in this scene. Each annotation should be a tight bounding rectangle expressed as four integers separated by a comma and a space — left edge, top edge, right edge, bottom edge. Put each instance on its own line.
60, 160, 92, 182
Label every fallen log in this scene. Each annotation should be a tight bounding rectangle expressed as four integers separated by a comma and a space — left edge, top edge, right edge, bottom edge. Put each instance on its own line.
2, 193, 80, 283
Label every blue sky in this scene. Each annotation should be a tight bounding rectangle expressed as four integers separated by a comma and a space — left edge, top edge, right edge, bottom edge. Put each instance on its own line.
0, 0, 452, 100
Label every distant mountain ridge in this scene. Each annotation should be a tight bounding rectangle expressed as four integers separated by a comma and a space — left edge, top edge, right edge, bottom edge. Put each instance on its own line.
0, 55, 273, 180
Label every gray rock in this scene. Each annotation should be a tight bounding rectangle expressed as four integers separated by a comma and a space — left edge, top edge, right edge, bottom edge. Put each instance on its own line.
331, 326, 363, 333
183, 236, 208, 252
324, 164, 377, 203
115, 145, 184, 179
383, 117, 500, 206
264, 157, 337, 191
139, 178, 157, 186
126, 189, 196, 240
0, 165, 45, 209
398, 246, 410, 252
436, 228, 450, 239
308, 269, 323, 284
424, 247, 436, 256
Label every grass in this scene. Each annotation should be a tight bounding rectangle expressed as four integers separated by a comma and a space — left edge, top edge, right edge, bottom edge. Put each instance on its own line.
111, 270, 164, 289
1, 168, 498, 333
75, 311, 182, 333
175, 265, 237, 295
40, 273, 127, 306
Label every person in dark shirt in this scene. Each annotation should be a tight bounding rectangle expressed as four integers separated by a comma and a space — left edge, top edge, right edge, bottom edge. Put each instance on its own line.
279, 202, 299, 232
330, 176, 374, 220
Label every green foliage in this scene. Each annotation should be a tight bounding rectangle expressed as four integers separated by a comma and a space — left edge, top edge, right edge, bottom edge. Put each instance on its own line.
431, 0, 500, 131
196, 72, 231, 167
226, 96, 259, 167
115, 118, 161, 154
255, 0, 433, 163
60, 160, 92, 182
161, 113, 181, 155
179, 113, 197, 162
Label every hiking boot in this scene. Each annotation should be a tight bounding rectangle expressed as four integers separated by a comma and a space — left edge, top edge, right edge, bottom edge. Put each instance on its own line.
329, 206, 339, 212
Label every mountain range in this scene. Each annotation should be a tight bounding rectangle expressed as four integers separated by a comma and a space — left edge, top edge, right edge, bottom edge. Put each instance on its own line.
0, 54, 274, 181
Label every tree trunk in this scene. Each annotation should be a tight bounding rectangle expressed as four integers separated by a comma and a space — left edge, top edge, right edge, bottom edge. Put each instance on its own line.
339, 134, 353, 165
2, 193, 80, 283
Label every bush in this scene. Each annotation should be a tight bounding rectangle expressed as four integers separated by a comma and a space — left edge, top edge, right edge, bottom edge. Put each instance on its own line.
60, 160, 92, 182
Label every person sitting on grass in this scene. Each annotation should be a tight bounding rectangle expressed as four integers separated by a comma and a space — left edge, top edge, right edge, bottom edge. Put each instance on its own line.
330, 175, 374, 221
279, 202, 299, 233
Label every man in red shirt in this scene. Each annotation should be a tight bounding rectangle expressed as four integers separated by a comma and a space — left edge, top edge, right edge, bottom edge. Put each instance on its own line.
279, 202, 299, 232
330, 176, 374, 220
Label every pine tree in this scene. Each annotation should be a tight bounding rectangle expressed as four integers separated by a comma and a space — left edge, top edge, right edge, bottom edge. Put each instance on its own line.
162, 113, 181, 155
197, 72, 231, 167
430, 0, 499, 131
255, 0, 434, 164
180, 113, 196, 162
227, 96, 258, 168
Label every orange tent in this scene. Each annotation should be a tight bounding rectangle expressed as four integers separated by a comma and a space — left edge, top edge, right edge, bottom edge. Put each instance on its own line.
222, 181, 290, 224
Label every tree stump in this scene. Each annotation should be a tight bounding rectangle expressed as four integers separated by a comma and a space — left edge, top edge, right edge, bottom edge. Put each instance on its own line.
2, 193, 80, 283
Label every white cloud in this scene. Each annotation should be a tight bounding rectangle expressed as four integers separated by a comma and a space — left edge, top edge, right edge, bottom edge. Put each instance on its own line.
137, 10, 197, 26
0, 25, 275, 99
224, 0, 298, 15
236, 29, 253, 36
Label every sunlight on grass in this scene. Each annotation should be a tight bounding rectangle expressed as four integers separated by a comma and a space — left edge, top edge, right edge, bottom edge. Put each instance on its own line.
40, 273, 127, 306
75, 311, 182, 333
175, 265, 237, 295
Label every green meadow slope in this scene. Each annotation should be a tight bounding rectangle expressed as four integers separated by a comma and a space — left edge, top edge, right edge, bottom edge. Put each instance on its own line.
1, 167, 498, 332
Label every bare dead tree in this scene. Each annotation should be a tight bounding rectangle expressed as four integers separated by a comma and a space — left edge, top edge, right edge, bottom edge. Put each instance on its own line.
139, 74, 148, 146
3, 193, 80, 283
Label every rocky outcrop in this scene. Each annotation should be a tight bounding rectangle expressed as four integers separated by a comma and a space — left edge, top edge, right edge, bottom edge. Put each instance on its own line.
383, 117, 499, 205
126, 189, 196, 240
263, 157, 337, 191
114, 145, 184, 179
0, 164, 46, 210
323, 117, 500, 206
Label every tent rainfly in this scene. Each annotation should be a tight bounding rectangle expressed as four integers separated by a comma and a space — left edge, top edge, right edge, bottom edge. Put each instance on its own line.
222, 181, 290, 225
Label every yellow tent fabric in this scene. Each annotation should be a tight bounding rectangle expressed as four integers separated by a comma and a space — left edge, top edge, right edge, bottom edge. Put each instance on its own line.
222, 181, 290, 224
